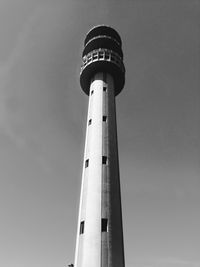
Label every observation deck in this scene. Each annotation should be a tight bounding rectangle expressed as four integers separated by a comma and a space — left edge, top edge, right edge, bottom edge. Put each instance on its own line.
80, 25, 125, 96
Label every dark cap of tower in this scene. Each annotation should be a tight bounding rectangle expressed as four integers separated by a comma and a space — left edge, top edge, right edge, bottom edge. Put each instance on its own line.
80, 25, 125, 96
84, 25, 122, 47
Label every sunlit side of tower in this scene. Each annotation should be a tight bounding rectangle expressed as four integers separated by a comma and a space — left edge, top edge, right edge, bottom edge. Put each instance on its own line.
74, 25, 125, 267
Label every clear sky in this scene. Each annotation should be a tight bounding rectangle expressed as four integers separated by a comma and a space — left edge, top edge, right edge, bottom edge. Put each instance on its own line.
0, 0, 199, 267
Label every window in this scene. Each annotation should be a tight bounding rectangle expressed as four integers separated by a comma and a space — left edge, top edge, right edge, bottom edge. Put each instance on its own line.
93, 53, 98, 60
103, 116, 107, 122
103, 87, 107, 92
80, 221, 84, 234
102, 156, 107, 165
101, 218, 108, 232
88, 54, 92, 62
83, 56, 87, 65
91, 90, 94, 95
111, 54, 115, 61
88, 119, 92, 125
85, 159, 89, 168
115, 58, 119, 65
105, 52, 109, 60
99, 51, 104, 59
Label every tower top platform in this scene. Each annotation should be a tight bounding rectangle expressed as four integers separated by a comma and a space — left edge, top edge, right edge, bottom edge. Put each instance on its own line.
80, 25, 125, 96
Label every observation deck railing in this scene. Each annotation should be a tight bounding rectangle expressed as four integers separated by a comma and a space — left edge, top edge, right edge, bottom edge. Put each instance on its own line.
84, 35, 121, 46
80, 48, 125, 75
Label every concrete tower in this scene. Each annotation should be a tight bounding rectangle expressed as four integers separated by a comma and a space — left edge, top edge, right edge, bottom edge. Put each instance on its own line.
74, 25, 125, 267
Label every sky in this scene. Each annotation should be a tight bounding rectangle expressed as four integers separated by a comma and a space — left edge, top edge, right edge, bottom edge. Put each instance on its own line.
0, 0, 199, 267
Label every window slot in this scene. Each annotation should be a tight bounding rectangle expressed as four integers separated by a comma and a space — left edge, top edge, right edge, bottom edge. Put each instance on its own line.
101, 218, 108, 232
88, 119, 92, 125
80, 221, 85, 234
91, 90, 94, 95
93, 54, 98, 60
99, 51, 104, 59
103, 116, 107, 122
103, 87, 107, 92
102, 156, 107, 165
111, 55, 116, 62
105, 52, 109, 60
85, 159, 89, 168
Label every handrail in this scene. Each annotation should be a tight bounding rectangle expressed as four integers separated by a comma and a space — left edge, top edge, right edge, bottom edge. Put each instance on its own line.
81, 48, 125, 74
84, 35, 121, 47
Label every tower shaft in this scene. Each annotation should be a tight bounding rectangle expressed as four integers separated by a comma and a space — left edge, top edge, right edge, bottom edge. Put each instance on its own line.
75, 25, 125, 267
74, 72, 124, 267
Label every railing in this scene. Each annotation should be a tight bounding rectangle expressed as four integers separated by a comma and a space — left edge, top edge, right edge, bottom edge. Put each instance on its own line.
81, 48, 125, 74
84, 34, 121, 47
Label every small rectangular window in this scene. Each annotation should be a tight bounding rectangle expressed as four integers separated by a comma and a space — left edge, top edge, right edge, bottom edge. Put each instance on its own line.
103, 87, 107, 92
101, 218, 108, 232
102, 156, 107, 165
91, 90, 94, 95
88, 119, 92, 125
80, 221, 84, 234
103, 116, 107, 122
99, 51, 104, 59
111, 55, 115, 62
105, 52, 109, 60
85, 159, 89, 168
115, 58, 120, 65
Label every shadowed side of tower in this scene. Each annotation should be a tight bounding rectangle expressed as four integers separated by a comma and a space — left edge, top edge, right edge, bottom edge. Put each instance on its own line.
74, 25, 125, 267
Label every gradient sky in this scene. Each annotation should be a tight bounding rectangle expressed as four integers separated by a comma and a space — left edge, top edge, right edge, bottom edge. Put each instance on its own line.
0, 0, 199, 267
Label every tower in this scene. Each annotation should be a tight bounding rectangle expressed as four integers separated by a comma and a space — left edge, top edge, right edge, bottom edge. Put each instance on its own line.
74, 25, 125, 267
